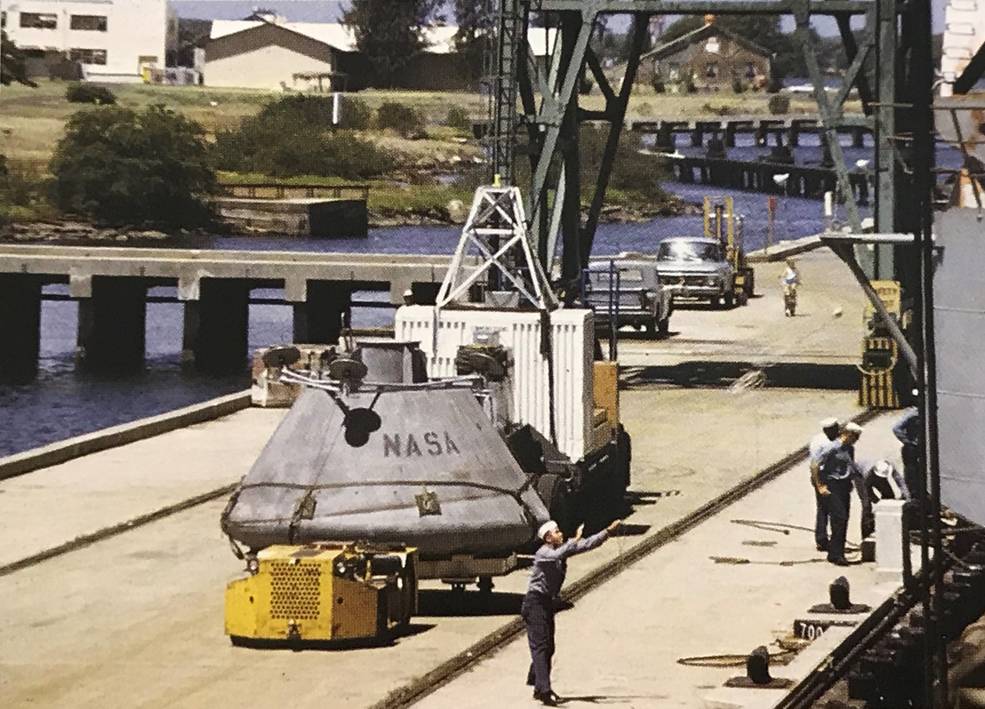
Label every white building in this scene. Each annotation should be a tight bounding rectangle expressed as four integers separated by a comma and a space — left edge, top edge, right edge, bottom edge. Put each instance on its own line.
205, 19, 556, 92
2, 0, 178, 82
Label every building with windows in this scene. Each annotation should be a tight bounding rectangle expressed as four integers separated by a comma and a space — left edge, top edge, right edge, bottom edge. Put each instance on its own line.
2, 0, 177, 82
639, 17, 772, 93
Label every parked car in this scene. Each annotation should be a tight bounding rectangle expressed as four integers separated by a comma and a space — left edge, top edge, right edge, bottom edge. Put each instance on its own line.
584, 256, 674, 338
655, 237, 738, 308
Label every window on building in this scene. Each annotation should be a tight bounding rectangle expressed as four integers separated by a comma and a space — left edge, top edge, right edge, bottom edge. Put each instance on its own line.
2, 11, 6, 29
746, 62, 757, 78
69, 48, 108, 65
71, 15, 108, 31
20, 12, 58, 29
668, 62, 680, 80
705, 62, 719, 78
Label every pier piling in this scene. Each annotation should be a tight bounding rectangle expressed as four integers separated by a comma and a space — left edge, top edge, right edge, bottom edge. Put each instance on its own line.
76, 277, 147, 372
191, 279, 250, 373
0, 274, 42, 383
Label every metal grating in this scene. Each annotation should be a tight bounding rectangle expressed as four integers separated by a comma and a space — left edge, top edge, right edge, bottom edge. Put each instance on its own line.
270, 561, 321, 620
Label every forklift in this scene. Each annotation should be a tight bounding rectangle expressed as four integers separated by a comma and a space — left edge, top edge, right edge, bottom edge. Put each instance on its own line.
703, 196, 755, 306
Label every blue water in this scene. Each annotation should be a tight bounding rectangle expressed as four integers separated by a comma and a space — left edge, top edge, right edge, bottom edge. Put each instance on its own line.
0, 146, 886, 456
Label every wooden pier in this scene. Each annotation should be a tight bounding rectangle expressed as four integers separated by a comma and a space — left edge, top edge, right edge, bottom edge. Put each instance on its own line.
664, 153, 871, 202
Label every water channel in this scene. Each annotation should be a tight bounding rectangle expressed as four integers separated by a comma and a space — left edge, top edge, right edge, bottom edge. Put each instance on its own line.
5, 131, 959, 455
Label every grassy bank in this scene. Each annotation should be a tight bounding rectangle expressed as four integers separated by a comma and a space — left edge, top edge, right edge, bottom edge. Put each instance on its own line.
0, 81, 842, 231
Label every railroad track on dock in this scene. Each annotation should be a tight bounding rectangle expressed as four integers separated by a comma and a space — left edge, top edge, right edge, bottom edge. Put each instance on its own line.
0, 409, 882, 706
373, 408, 882, 709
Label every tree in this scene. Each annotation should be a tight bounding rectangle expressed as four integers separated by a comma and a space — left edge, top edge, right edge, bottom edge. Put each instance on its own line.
1, 31, 38, 87
452, 0, 492, 80
343, 0, 442, 87
50, 105, 216, 228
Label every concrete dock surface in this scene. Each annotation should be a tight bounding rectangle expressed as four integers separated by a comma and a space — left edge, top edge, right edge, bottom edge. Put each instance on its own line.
0, 243, 890, 708
616, 248, 863, 368
418, 414, 909, 709
0, 407, 285, 568
0, 386, 867, 708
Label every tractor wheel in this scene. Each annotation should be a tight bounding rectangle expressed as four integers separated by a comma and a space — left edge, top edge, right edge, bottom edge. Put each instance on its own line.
535, 473, 574, 535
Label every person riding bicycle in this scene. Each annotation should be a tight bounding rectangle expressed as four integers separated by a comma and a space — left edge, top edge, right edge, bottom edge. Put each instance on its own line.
781, 259, 801, 317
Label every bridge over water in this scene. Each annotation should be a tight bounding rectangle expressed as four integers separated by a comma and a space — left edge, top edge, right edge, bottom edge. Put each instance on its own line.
0, 245, 456, 381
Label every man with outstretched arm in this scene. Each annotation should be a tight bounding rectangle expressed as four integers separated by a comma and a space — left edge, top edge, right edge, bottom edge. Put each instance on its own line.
522, 518, 622, 706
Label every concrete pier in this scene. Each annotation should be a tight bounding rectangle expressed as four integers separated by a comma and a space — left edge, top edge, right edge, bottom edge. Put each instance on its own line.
190, 279, 250, 373
76, 277, 146, 371
0, 274, 41, 383
215, 197, 369, 238
291, 281, 350, 344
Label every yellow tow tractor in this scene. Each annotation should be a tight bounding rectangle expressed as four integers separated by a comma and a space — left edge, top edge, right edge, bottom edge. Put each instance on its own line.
225, 542, 418, 647
703, 196, 755, 306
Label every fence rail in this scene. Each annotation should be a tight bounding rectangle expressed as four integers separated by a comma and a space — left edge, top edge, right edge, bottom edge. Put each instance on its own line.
217, 182, 371, 201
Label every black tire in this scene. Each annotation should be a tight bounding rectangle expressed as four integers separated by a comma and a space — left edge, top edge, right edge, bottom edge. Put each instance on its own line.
721, 291, 735, 309
535, 473, 573, 534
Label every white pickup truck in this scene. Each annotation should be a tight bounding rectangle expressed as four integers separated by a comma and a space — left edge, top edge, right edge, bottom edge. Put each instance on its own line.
584, 256, 674, 338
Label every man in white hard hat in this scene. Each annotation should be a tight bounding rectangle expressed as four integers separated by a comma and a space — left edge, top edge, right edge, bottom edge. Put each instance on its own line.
809, 418, 842, 552
817, 422, 863, 565
856, 458, 911, 537
522, 517, 621, 706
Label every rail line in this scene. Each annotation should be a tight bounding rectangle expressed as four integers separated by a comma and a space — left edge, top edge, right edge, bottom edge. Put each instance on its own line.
372, 409, 881, 709
0, 405, 880, 705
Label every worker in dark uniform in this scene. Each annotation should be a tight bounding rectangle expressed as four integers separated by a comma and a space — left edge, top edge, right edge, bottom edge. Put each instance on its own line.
893, 406, 920, 496
523, 518, 621, 706
817, 422, 862, 565
809, 418, 842, 552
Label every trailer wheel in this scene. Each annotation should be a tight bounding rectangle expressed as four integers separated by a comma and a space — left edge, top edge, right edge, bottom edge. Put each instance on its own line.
536, 474, 573, 535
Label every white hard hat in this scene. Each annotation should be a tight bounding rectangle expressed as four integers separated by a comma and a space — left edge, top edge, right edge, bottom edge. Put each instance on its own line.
820, 417, 839, 430
874, 460, 892, 478
845, 422, 863, 434
403, 288, 413, 297
538, 520, 559, 540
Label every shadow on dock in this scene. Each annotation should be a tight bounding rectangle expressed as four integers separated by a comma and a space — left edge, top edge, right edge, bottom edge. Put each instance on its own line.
626, 361, 859, 390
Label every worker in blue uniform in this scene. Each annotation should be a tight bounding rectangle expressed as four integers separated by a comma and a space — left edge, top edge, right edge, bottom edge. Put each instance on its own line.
893, 406, 921, 497
809, 417, 842, 552
817, 422, 863, 565
523, 518, 621, 706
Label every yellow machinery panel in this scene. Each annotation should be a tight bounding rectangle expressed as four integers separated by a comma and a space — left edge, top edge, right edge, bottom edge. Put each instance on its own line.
593, 361, 620, 430
225, 542, 417, 646
858, 337, 901, 409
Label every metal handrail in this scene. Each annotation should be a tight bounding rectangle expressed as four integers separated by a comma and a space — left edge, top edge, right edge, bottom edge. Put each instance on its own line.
217, 182, 371, 201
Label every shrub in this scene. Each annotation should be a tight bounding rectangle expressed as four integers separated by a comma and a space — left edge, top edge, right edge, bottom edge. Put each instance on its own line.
578, 125, 669, 204
377, 102, 425, 138
50, 105, 216, 227
768, 94, 791, 115
213, 126, 392, 179
650, 75, 666, 94
446, 106, 471, 132
579, 74, 594, 95
731, 78, 746, 94
338, 96, 372, 129
65, 83, 116, 105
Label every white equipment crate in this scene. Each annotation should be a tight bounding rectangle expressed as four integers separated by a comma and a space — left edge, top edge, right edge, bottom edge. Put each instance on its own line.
395, 306, 595, 461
